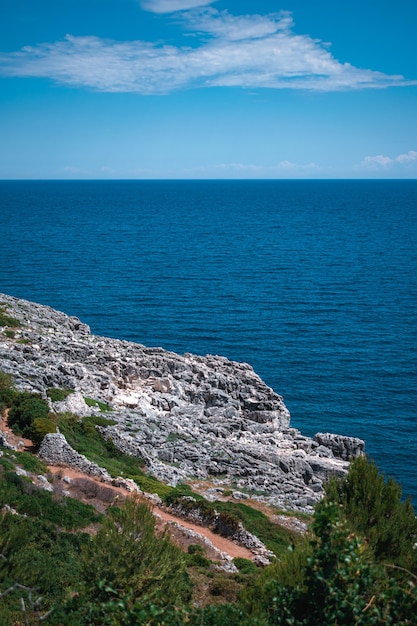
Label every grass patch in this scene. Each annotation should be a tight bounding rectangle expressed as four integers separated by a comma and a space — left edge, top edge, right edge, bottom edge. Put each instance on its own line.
214, 500, 301, 557
57, 414, 172, 497
13, 450, 48, 474
0, 307, 21, 328
46, 387, 74, 402
84, 397, 113, 412
0, 470, 101, 530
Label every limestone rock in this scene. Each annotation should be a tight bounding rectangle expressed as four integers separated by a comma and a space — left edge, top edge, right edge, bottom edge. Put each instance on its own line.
0, 293, 365, 513
314, 432, 365, 461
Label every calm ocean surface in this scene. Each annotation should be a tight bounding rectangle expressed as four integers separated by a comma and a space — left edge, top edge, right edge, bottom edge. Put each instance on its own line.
1, 180, 416, 501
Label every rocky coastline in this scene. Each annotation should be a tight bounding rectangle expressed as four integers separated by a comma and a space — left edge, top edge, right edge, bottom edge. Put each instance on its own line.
0, 293, 364, 513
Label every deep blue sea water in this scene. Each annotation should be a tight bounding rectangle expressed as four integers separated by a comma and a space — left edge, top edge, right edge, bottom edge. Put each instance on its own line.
1, 180, 416, 501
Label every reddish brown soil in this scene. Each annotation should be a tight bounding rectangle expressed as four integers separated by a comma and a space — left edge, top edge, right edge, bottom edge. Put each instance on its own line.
0, 413, 253, 560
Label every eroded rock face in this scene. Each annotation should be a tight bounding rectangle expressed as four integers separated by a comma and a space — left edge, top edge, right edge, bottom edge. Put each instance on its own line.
0, 293, 365, 512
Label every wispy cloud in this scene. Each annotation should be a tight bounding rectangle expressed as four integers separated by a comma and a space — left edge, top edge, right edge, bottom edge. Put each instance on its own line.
140, 0, 217, 13
192, 160, 321, 179
361, 150, 417, 169
0, 8, 415, 94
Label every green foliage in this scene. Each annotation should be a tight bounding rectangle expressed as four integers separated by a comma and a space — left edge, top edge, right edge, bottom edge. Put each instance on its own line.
323, 455, 417, 571
133, 473, 172, 497
59, 497, 192, 624
29, 416, 57, 447
214, 500, 300, 556
46, 387, 74, 402
0, 307, 21, 328
0, 371, 15, 414
187, 544, 211, 567
8, 391, 50, 436
12, 449, 48, 474
215, 510, 240, 536
84, 396, 113, 412
232, 557, 258, 575
164, 483, 205, 505
3, 329, 15, 339
58, 413, 146, 479
0, 468, 100, 530
0, 513, 89, 622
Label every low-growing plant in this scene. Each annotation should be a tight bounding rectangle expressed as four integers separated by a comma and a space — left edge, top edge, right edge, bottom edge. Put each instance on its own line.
187, 544, 211, 567
0, 307, 21, 328
46, 387, 74, 402
232, 558, 258, 575
0, 371, 16, 414
84, 397, 113, 412
13, 450, 48, 474
214, 500, 300, 557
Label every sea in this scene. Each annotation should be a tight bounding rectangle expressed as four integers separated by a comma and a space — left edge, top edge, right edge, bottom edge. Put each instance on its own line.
1, 180, 416, 502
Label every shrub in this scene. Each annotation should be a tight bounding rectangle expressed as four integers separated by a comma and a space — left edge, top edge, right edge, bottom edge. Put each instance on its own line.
232, 557, 258, 575
215, 510, 240, 537
61, 497, 192, 623
187, 544, 211, 567
8, 392, 49, 435
29, 416, 57, 447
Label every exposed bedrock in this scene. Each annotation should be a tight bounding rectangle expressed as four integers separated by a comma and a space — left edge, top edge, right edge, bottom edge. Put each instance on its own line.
0, 293, 364, 512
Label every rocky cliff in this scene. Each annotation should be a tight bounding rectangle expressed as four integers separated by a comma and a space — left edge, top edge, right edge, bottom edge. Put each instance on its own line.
0, 293, 364, 512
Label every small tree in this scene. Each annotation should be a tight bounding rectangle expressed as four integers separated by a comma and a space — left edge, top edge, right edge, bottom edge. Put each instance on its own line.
323, 456, 417, 571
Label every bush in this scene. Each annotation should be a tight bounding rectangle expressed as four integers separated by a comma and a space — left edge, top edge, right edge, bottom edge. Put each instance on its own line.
29, 416, 57, 447
84, 397, 112, 412
8, 392, 49, 435
187, 544, 211, 567
232, 558, 258, 575
215, 510, 240, 537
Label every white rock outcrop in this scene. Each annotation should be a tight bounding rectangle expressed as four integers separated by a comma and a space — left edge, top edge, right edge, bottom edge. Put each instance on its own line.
0, 293, 364, 512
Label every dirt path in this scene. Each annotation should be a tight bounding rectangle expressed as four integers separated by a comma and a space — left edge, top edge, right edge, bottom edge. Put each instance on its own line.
0, 415, 254, 561
46, 465, 254, 560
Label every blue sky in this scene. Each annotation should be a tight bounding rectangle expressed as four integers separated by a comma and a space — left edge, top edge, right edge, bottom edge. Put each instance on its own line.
1, 0, 416, 179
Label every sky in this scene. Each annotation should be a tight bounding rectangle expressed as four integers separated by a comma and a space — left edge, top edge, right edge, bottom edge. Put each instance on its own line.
0, 0, 416, 179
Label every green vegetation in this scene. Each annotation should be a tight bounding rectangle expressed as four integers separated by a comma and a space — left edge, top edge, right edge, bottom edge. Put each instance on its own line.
46, 387, 74, 402
324, 455, 417, 570
0, 371, 15, 415
84, 397, 113, 412
0, 307, 21, 329
5, 449, 48, 474
1, 370, 416, 623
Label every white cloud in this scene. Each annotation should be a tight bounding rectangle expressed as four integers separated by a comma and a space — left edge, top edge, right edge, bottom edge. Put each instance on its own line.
140, 0, 216, 13
362, 155, 394, 168
0, 8, 415, 94
361, 150, 417, 169
396, 150, 417, 163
